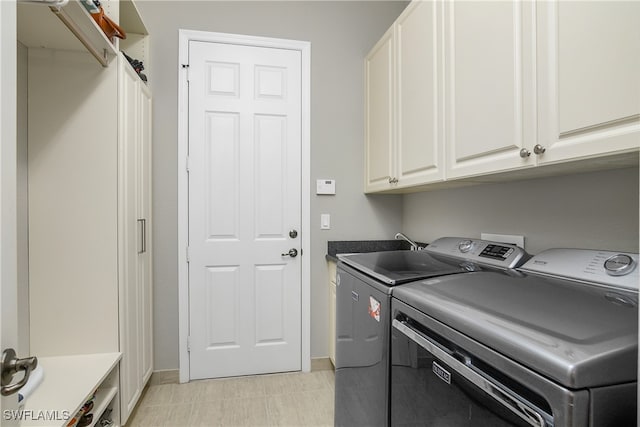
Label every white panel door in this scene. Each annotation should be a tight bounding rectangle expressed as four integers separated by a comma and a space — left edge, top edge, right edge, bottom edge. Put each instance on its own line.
138, 82, 153, 386
364, 28, 394, 193
395, 0, 443, 186
537, 0, 640, 164
445, 0, 537, 179
188, 41, 302, 379
119, 58, 142, 420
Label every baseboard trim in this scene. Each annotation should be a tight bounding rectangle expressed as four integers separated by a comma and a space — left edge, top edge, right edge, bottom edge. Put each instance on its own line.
152, 360, 332, 385
149, 369, 180, 385
311, 357, 334, 372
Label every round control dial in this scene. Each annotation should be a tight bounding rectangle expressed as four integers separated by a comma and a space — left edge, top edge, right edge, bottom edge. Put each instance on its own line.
604, 254, 636, 276
458, 240, 474, 253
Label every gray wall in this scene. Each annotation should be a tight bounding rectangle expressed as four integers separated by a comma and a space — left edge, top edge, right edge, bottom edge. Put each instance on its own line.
137, 1, 408, 370
403, 167, 639, 255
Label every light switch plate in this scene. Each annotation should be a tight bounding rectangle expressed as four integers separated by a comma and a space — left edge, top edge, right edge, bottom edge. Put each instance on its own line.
321, 214, 331, 230
481, 233, 525, 249
316, 179, 336, 195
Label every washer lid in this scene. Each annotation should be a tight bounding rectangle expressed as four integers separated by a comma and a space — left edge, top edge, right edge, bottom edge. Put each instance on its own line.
393, 270, 638, 389
338, 250, 468, 285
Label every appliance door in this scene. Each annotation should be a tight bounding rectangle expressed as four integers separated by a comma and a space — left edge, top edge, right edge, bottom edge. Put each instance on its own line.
391, 318, 553, 427
335, 266, 390, 427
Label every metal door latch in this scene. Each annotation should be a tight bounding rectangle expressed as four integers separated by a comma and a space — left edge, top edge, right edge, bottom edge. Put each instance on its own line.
281, 248, 298, 258
1, 348, 38, 396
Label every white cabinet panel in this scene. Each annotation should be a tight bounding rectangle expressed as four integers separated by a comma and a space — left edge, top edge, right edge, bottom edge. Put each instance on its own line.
445, 0, 537, 179
118, 57, 154, 425
537, 0, 640, 165
139, 82, 154, 386
365, 1, 443, 192
396, 0, 443, 186
365, 28, 394, 192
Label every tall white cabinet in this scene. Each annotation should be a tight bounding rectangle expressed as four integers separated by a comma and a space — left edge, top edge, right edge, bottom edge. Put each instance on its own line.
118, 56, 154, 423
19, 1, 152, 425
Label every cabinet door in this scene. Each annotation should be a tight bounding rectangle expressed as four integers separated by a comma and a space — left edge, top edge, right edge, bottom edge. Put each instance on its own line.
328, 261, 337, 366
365, 27, 395, 192
138, 82, 153, 386
396, 0, 444, 186
119, 58, 142, 425
445, 0, 537, 179
537, 1, 640, 164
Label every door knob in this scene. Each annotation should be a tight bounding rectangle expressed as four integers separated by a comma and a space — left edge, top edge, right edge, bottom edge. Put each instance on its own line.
281, 248, 298, 258
533, 144, 546, 155
1, 348, 38, 396
519, 148, 531, 158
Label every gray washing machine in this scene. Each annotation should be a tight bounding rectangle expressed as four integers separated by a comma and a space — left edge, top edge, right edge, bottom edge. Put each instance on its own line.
390, 248, 638, 426
334, 237, 530, 427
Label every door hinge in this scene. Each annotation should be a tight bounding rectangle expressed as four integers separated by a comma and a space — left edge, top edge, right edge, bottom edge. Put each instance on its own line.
186, 156, 191, 173
182, 63, 190, 81
187, 336, 191, 352
186, 246, 191, 263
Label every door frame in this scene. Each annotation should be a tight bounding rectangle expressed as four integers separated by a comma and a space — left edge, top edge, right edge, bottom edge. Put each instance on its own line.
177, 29, 311, 383
1, 0, 20, 416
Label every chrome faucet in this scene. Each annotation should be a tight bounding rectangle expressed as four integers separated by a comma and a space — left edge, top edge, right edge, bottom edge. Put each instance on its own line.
395, 232, 421, 251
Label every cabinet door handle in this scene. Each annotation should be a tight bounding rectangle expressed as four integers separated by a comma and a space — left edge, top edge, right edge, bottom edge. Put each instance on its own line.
533, 144, 546, 155
388, 177, 398, 184
138, 218, 147, 254
519, 148, 531, 158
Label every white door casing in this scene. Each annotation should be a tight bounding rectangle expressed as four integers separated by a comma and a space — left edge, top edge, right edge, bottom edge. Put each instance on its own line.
178, 31, 311, 382
1, 0, 21, 421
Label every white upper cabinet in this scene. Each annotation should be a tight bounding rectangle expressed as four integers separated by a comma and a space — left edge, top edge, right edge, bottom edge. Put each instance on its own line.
396, 0, 444, 187
365, 0, 639, 193
444, 0, 537, 179
365, 27, 394, 192
536, 1, 640, 164
365, 1, 443, 192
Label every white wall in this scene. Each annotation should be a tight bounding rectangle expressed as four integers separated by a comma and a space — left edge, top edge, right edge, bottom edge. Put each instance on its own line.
136, 1, 408, 370
403, 167, 639, 254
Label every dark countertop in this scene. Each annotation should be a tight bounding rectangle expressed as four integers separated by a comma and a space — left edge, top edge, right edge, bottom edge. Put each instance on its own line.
326, 239, 426, 262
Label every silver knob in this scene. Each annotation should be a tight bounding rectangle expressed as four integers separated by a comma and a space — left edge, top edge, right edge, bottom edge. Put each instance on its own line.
458, 240, 474, 253
281, 248, 298, 258
604, 254, 636, 276
533, 144, 546, 155
519, 148, 531, 158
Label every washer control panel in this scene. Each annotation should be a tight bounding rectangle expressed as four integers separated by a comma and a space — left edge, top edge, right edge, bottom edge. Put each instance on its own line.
520, 248, 639, 290
425, 237, 529, 269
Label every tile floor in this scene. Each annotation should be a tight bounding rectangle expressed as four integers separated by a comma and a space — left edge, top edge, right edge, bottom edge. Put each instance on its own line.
128, 370, 335, 426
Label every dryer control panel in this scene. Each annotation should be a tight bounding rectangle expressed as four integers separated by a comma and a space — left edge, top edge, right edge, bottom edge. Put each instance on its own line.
425, 237, 529, 269
520, 248, 639, 291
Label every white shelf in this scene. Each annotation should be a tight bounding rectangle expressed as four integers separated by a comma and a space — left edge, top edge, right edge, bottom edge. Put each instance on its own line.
89, 386, 118, 427
17, 0, 118, 66
21, 353, 121, 427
